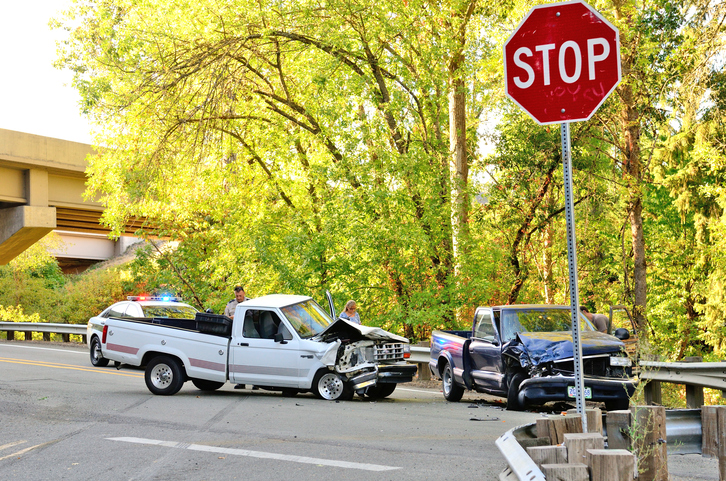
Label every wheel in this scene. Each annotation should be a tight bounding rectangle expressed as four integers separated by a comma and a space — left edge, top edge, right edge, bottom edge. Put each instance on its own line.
145, 356, 185, 395
90, 337, 109, 367
442, 362, 465, 402
507, 372, 527, 411
365, 383, 397, 399
191, 378, 225, 391
605, 398, 630, 411
312, 370, 348, 401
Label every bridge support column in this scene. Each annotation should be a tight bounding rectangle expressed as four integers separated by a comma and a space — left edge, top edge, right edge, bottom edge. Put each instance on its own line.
0, 205, 56, 264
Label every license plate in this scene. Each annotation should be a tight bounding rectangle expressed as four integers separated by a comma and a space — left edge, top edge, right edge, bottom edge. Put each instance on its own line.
567, 386, 592, 399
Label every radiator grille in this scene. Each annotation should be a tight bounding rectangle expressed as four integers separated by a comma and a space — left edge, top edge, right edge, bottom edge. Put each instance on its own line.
375, 343, 405, 362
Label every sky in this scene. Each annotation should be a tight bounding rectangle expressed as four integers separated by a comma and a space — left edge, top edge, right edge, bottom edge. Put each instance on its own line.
0, 1, 92, 144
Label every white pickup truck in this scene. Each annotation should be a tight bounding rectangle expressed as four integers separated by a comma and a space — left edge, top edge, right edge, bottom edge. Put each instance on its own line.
92, 294, 417, 400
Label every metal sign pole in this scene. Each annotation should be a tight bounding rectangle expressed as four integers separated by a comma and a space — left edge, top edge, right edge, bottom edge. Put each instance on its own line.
561, 121, 587, 432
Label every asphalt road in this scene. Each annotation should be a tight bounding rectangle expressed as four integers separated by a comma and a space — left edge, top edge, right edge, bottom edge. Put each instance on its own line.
0, 340, 718, 481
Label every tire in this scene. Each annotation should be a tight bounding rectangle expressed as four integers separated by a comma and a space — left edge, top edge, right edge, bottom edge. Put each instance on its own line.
365, 383, 397, 400
605, 398, 630, 411
90, 337, 109, 367
312, 370, 349, 401
145, 356, 185, 395
442, 362, 465, 402
507, 372, 527, 411
191, 378, 225, 391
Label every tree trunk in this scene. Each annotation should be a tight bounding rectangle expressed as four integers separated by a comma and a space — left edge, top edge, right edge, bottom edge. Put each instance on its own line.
449, 72, 469, 271
620, 76, 647, 332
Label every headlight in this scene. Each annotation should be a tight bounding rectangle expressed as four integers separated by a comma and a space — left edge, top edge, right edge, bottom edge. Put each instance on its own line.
610, 356, 632, 367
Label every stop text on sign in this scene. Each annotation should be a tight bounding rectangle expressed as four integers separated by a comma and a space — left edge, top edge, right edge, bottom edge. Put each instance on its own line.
512, 38, 611, 88
503, 0, 621, 124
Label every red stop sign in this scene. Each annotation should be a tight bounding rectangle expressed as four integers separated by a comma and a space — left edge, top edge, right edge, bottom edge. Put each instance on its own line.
504, 0, 620, 124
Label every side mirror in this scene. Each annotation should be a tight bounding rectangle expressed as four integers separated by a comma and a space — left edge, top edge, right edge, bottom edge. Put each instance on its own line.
274, 332, 287, 344
613, 328, 630, 340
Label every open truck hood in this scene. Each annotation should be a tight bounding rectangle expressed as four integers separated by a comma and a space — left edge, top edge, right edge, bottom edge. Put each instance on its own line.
504, 330, 625, 368
314, 318, 409, 343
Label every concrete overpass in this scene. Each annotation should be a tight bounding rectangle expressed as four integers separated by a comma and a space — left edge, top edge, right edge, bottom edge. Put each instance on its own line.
0, 128, 140, 271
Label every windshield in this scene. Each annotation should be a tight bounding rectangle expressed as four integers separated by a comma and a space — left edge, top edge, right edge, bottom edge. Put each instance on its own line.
281, 300, 333, 339
500, 308, 595, 343
141, 305, 198, 319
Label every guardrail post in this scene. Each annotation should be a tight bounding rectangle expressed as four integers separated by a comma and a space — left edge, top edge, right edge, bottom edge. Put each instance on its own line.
703, 405, 719, 457
632, 405, 668, 481
24, 330, 32, 341
685, 356, 705, 408
644, 380, 663, 405
415, 341, 430, 380
606, 410, 632, 450
718, 407, 726, 481
6, 330, 14, 341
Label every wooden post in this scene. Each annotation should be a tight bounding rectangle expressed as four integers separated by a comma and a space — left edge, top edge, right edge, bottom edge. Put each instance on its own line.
24, 330, 33, 341
537, 414, 583, 445
606, 410, 633, 451
563, 432, 604, 465
643, 380, 662, 405
567, 407, 602, 434
7, 330, 14, 341
541, 463, 588, 481
42, 332, 50, 342
527, 445, 567, 469
684, 356, 705, 408
703, 406, 719, 458
586, 449, 636, 481
718, 406, 726, 481
62, 333, 70, 342
415, 341, 430, 380
632, 405, 668, 481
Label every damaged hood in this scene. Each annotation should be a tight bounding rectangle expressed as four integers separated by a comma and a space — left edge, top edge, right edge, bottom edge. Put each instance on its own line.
314, 318, 409, 343
504, 330, 624, 368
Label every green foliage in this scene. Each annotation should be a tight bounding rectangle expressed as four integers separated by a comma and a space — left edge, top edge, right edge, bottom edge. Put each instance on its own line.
39, 0, 726, 360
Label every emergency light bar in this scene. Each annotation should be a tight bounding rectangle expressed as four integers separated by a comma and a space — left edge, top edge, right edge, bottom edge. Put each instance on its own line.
127, 296, 180, 302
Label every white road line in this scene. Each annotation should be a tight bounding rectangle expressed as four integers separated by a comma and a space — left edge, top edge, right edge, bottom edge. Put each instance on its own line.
397, 387, 441, 395
0, 344, 85, 355
107, 437, 400, 472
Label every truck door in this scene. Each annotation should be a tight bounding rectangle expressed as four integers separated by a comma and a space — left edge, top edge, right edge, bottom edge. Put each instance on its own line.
229, 309, 301, 388
468, 308, 505, 394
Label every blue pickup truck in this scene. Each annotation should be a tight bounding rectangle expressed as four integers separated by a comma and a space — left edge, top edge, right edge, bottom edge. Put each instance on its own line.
429, 305, 637, 411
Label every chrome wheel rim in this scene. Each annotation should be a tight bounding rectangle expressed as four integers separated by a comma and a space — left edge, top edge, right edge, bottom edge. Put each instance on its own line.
92, 341, 102, 362
318, 373, 344, 400
150, 363, 173, 389
443, 366, 452, 396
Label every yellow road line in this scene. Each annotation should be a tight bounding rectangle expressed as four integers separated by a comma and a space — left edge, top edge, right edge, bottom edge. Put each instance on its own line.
0, 357, 142, 378
0, 440, 61, 461
0, 441, 26, 452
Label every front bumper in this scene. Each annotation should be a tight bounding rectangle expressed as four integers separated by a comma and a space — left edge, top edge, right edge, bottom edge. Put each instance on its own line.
376, 362, 418, 383
519, 374, 638, 405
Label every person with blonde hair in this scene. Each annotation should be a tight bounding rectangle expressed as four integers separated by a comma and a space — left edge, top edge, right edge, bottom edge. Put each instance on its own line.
339, 300, 361, 325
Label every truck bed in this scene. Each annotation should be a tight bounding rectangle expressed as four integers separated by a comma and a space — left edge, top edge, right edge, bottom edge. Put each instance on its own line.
118, 313, 232, 337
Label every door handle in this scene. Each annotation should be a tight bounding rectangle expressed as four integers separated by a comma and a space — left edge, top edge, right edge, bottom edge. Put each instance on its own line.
239, 342, 249, 347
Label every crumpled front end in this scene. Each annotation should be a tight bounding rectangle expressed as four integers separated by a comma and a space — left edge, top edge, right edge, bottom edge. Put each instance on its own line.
503, 330, 637, 405
316, 320, 417, 389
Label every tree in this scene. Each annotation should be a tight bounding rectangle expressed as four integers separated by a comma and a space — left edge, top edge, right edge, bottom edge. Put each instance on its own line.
55, 0, 501, 338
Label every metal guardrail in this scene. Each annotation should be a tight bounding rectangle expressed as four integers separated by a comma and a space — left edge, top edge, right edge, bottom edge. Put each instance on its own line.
0, 321, 86, 337
640, 360, 726, 392
409, 346, 430, 364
